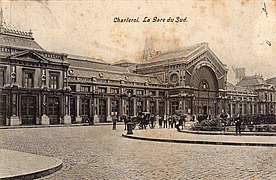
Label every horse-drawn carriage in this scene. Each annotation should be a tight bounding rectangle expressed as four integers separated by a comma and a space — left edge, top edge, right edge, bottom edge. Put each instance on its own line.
121, 112, 157, 130
131, 112, 156, 130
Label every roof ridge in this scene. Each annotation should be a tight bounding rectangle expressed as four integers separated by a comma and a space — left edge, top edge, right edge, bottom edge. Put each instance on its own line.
156, 43, 203, 57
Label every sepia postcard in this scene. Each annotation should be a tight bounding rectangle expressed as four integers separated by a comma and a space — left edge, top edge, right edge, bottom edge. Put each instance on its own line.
0, 0, 275, 179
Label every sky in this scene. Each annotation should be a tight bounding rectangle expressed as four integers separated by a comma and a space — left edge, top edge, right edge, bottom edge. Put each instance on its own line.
0, 0, 276, 83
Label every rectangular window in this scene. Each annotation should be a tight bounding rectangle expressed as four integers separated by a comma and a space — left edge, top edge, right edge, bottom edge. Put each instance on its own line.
69, 85, 76, 92
99, 87, 107, 93
126, 89, 133, 94
81, 98, 90, 116
137, 101, 143, 113
149, 91, 156, 96
111, 100, 118, 113
137, 90, 143, 95
81, 86, 90, 92
0, 68, 5, 86
23, 70, 34, 88
150, 101, 156, 114
159, 91, 165, 97
111, 88, 119, 94
50, 73, 59, 89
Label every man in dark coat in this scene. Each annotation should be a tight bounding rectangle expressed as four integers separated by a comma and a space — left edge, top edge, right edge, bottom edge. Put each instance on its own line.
235, 114, 241, 136
112, 114, 117, 130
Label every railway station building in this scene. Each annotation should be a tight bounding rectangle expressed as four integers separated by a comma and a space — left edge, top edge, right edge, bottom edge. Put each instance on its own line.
0, 26, 275, 126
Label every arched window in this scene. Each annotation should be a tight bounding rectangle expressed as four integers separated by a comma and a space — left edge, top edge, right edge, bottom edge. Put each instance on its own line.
199, 80, 209, 90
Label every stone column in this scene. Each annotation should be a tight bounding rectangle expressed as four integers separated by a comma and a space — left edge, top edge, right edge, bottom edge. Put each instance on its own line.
75, 95, 82, 123
106, 97, 112, 122
10, 92, 20, 126
146, 99, 150, 112
166, 99, 170, 116
156, 99, 159, 116
64, 94, 71, 124
183, 99, 187, 113
155, 99, 160, 120
230, 103, 233, 117
133, 97, 137, 116
41, 94, 50, 125
122, 98, 126, 115
94, 97, 99, 123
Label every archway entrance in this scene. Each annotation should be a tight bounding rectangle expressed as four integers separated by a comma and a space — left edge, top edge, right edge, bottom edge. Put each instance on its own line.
192, 66, 219, 118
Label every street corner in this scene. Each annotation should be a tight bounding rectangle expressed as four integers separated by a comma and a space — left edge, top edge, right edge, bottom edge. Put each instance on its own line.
121, 128, 276, 147
0, 149, 62, 180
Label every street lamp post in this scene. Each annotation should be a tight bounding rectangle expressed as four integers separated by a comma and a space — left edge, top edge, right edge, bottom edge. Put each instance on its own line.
127, 92, 131, 120
126, 91, 134, 135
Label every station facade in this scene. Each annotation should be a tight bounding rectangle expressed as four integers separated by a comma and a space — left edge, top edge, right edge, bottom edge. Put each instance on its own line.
0, 26, 275, 126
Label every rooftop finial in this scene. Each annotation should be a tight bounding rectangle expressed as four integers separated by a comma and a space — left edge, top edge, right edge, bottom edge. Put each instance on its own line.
29, 29, 33, 37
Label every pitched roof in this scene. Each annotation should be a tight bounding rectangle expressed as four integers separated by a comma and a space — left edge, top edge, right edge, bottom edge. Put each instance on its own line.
226, 82, 236, 91
266, 77, 276, 85
0, 31, 44, 51
69, 67, 161, 84
226, 82, 254, 93
148, 43, 205, 62
113, 59, 136, 65
67, 56, 130, 73
67, 54, 107, 64
237, 75, 267, 87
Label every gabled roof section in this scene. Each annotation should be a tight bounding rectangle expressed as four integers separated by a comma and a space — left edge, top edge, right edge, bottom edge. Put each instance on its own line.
9, 50, 49, 63
113, 59, 136, 66
226, 82, 254, 93
266, 77, 276, 85
0, 28, 44, 51
237, 75, 267, 87
149, 43, 204, 62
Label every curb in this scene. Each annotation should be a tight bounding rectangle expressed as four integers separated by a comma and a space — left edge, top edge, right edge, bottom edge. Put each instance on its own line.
0, 123, 124, 130
122, 134, 276, 147
0, 157, 62, 180
179, 130, 276, 136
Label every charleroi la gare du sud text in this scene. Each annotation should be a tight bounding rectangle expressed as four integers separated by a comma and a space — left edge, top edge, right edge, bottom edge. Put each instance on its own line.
113, 16, 188, 23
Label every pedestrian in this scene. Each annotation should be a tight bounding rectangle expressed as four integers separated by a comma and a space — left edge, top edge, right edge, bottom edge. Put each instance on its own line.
142, 114, 147, 130
235, 114, 241, 136
122, 115, 127, 130
112, 114, 117, 130
168, 116, 172, 128
163, 115, 168, 128
149, 114, 155, 129
159, 116, 162, 128
171, 115, 176, 128
176, 115, 183, 131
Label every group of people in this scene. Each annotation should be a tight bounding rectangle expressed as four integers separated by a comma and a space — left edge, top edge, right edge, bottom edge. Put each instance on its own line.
158, 114, 187, 131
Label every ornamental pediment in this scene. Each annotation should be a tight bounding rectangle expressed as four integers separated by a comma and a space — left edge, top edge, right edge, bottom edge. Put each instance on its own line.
9, 50, 50, 63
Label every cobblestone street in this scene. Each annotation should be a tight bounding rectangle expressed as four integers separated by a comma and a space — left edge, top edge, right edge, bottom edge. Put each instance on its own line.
0, 125, 276, 179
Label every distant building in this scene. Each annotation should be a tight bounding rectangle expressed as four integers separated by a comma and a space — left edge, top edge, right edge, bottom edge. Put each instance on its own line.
234, 67, 245, 84
0, 26, 275, 126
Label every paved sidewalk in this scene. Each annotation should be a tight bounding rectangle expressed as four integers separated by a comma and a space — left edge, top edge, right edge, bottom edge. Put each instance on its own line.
180, 129, 276, 136
123, 129, 276, 147
0, 149, 62, 179
0, 122, 124, 130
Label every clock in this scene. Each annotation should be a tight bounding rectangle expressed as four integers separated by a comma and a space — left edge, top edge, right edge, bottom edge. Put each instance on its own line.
169, 73, 179, 85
